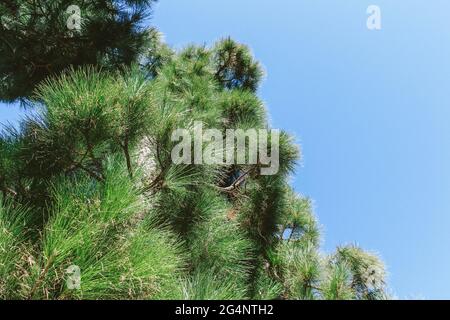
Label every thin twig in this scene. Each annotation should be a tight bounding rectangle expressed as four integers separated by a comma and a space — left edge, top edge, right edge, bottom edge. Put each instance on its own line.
216, 167, 255, 193
28, 254, 55, 300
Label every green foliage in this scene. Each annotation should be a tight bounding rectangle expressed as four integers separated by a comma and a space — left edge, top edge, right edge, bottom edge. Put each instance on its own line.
10, 66, 152, 189
142, 28, 175, 79
18, 159, 186, 299
268, 191, 389, 300
332, 245, 388, 300
0, 133, 23, 199
212, 38, 264, 92
277, 242, 322, 300
251, 266, 284, 300
0, 0, 157, 102
321, 260, 355, 300
218, 90, 266, 129
0, 4, 390, 299
0, 199, 32, 299
187, 193, 253, 283
182, 269, 248, 300
280, 190, 320, 247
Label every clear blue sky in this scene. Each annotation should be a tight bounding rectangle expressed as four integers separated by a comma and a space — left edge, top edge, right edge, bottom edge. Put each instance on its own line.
2, 0, 450, 299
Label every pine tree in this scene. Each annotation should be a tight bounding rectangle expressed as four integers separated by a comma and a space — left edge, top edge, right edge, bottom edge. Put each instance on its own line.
0, 0, 157, 103
0, 1, 389, 300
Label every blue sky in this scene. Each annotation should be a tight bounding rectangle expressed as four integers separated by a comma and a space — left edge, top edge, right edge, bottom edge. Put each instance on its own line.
2, 0, 450, 299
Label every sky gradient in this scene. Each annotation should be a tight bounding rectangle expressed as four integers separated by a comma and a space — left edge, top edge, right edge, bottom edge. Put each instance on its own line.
1, 0, 450, 299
